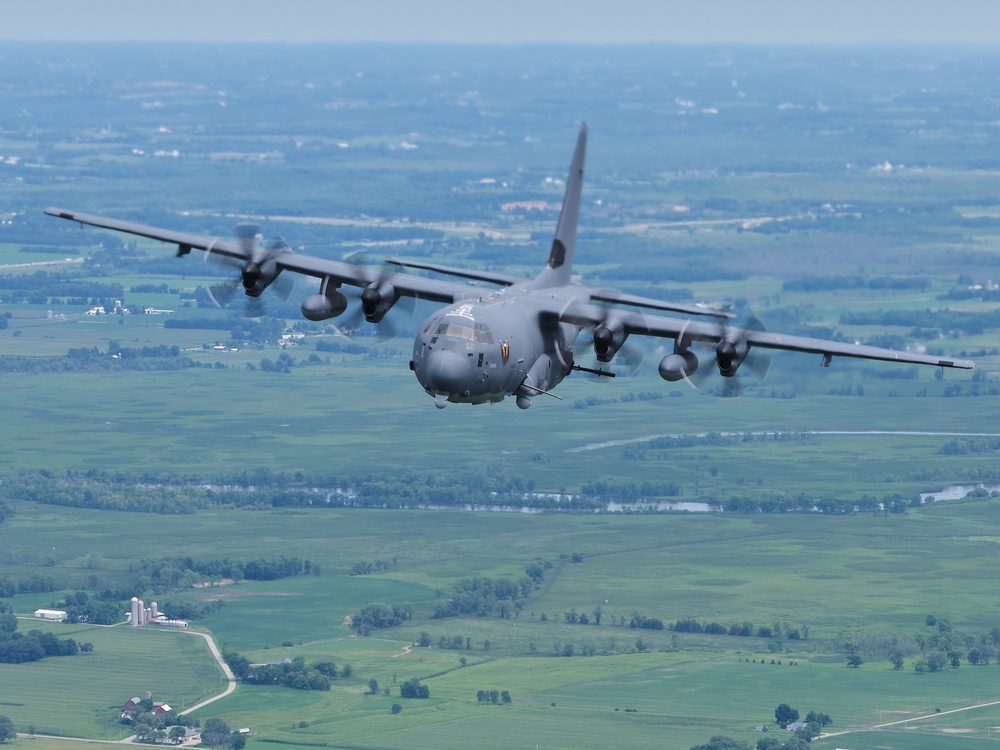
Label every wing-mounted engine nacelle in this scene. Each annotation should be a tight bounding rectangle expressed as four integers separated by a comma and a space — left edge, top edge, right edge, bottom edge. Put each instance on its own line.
241, 258, 281, 298
658, 350, 699, 382
716, 339, 748, 377
361, 280, 400, 323
593, 318, 627, 363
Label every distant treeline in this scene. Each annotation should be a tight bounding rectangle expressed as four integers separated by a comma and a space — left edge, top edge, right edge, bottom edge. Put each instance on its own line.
55, 590, 131, 625
840, 308, 1000, 336
720, 492, 913, 515
783, 275, 929, 293
0, 608, 92, 664
0, 271, 124, 304
0, 346, 195, 375
0, 468, 939, 517
939, 437, 1000, 455
136, 555, 315, 588
0, 573, 59, 597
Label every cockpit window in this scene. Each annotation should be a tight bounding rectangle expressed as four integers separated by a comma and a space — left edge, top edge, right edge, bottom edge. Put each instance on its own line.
435, 321, 493, 344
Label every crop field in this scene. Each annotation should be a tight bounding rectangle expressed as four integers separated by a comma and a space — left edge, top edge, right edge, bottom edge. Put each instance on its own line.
4, 499, 1000, 746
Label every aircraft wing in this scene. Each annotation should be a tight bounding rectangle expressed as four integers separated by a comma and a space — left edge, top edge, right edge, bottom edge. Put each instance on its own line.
45, 207, 476, 304
559, 302, 976, 370
589, 288, 732, 319
386, 258, 529, 287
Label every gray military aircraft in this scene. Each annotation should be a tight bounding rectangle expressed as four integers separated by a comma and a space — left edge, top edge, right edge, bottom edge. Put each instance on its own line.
45, 125, 974, 409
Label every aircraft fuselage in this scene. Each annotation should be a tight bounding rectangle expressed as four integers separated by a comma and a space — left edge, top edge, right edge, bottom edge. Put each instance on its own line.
410, 284, 584, 408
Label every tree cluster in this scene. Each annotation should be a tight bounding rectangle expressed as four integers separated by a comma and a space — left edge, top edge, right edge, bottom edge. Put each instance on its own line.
399, 678, 429, 699
222, 647, 341, 691
0, 716, 14, 744
352, 602, 414, 635
56, 590, 128, 625
629, 612, 664, 631
0, 573, 59, 597
0, 623, 90, 664
350, 558, 395, 575
476, 689, 511, 704
433, 574, 535, 620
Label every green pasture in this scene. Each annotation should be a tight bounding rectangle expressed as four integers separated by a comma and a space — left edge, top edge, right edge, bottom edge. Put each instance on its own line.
0, 619, 222, 740
9, 498, 1000, 643
0, 351, 993, 501
7, 498, 1000, 744
180, 649, 1000, 750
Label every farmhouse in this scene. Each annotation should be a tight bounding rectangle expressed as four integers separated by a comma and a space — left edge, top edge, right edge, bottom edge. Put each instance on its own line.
123, 694, 172, 716
34, 608, 67, 621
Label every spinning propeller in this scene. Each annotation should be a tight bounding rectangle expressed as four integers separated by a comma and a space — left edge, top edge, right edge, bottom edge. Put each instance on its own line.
204, 223, 295, 316
333, 251, 416, 341
660, 309, 772, 397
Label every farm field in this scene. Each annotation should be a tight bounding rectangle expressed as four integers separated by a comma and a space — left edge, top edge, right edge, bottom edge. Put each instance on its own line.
0, 619, 221, 740
4, 499, 1000, 746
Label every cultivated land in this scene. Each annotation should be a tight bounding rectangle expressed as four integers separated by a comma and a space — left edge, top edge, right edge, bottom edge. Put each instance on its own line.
0, 43, 999, 749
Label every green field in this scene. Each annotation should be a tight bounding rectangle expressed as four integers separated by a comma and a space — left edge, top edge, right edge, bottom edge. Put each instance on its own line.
4, 500, 1000, 747
0, 619, 221, 740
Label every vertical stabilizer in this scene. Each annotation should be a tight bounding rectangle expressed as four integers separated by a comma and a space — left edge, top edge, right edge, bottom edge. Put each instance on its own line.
530, 124, 586, 289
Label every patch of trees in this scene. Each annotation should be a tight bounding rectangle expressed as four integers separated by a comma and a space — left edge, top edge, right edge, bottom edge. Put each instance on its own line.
0, 502, 13, 525
939, 437, 1000, 455
399, 678, 429, 698
432, 575, 535, 620
783, 275, 928, 292
940, 285, 1000, 302
0, 270, 124, 302
0, 619, 91, 664
222, 646, 342, 691
0, 716, 14, 744
350, 558, 396, 575
572, 391, 665, 410
476, 689, 511, 704
722, 491, 911, 515
0, 573, 59, 597
56, 590, 128, 625
629, 612, 664, 630
315, 339, 368, 355
352, 602, 414, 635
670, 618, 765, 637
0, 346, 194, 375
138, 555, 312, 588
581, 479, 682, 498
840, 308, 1000, 336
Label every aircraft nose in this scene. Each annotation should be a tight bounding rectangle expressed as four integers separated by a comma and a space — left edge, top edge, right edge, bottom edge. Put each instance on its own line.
423, 349, 473, 396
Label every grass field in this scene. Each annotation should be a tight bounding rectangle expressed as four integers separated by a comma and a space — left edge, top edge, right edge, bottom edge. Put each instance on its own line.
5, 499, 1000, 746
0, 619, 222, 740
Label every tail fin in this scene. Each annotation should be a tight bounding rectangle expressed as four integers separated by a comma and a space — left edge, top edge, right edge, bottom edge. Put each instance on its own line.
530, 124, 586, 289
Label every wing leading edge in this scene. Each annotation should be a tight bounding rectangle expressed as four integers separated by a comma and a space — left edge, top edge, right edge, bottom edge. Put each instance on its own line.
44, 207, 475, 305
557, 302, 975, 370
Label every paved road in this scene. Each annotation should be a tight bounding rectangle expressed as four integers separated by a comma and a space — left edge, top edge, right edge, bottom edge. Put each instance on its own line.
177, 629, 237, 715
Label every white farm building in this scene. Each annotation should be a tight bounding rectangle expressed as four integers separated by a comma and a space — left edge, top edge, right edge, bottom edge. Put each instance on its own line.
34, 609, 67, 621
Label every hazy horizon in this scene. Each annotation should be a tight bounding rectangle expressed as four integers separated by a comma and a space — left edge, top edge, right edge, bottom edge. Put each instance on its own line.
5, 0, 1000, 45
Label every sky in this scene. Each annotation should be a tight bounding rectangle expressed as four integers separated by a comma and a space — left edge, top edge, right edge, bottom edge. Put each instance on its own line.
4, 0, 1000, 44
